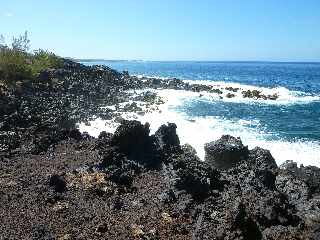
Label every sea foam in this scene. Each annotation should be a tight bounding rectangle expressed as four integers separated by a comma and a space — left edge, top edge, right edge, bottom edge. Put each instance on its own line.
78, 88, 320, 167
182, 79, 320, 105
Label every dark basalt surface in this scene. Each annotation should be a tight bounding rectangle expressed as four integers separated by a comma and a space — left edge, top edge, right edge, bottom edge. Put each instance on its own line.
0, 59, 319, 239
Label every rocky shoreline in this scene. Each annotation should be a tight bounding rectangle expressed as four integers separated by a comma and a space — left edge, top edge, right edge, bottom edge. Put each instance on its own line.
1, 59, 319, 239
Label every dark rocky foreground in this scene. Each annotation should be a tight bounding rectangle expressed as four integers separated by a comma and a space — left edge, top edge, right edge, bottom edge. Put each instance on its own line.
1, 60, 319, 239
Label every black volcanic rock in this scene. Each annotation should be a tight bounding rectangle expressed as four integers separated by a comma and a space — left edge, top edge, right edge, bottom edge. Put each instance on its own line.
169, 143, 222, 201
110, 120, 161, 168
248, 147, 277, 170
49, 174, 67, 193
204, 135, 249, 170
279, 160, 320, 196
154, 123, 180, 154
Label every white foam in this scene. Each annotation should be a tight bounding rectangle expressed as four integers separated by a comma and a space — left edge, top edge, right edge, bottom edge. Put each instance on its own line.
182, 80, 320, 105
78, 88, 320, 167
135, 74, 320, 105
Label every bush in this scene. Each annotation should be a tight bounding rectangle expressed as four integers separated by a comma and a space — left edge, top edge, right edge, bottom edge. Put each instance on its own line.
0, 32, 63, 86
0, 47, 33, 83
31, 49, 63, 78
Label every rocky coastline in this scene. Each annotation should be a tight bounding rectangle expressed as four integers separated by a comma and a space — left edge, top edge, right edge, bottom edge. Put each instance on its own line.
1, 59, 319, 239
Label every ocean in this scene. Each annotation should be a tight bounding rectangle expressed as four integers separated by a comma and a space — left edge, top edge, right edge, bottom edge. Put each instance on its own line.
80, 60, 320, 167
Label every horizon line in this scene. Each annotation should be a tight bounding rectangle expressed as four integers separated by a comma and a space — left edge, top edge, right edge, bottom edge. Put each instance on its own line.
74, 58, 320, 64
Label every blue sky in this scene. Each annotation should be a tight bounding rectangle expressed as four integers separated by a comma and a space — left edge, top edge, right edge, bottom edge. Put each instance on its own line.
1, 0, 319, 61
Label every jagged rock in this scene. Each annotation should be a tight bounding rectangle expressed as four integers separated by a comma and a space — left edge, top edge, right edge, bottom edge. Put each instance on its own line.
248, 147, 277, 171
171, 146, 222, 200
154, 123, 180, 154
110, 120, 161, 168
279, 160, 320, 196
49, 174, 67, 193
111, 120, 150, 151
276, 173, 310, 204
181, 144, 198, 159
204, 135, 249, 170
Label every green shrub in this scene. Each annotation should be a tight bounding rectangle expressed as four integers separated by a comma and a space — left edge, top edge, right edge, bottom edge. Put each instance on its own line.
31, 49, 63, 78
0, 47, 33, 84
0, 32, 63, 86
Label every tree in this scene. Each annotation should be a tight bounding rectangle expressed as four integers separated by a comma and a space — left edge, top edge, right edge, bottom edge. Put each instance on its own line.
11, 31, 30, 52
0, 34, 6, 49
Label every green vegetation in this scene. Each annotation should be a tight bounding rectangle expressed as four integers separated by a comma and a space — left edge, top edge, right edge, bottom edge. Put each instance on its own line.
0, 31, 63, 86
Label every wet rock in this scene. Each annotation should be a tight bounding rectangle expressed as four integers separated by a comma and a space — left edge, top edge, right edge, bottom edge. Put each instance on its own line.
242, 89, 262, 99
242, 89, 278, 100
225, 87, 239, 92
210, 88, 223, 94
226, 93, 235, 98
205, 135, 249, 170
167, 78, 183, 89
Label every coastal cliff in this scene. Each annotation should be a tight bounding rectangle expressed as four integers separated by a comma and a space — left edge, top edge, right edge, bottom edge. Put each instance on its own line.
1, 59, 319, 239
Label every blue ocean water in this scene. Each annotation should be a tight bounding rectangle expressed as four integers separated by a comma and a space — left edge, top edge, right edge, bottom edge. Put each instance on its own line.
81, 60, 320, 166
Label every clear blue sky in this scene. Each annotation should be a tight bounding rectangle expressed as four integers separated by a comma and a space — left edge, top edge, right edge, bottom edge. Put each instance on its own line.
1, 0, 319, 61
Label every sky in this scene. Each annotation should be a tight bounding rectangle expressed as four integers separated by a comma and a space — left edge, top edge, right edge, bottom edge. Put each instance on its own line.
1, 0, 320, 61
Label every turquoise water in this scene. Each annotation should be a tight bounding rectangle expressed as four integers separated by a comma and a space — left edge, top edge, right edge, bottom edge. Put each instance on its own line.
81, 61, 320, 166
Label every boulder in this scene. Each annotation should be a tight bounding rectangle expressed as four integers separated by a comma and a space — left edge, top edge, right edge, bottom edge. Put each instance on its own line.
110, 120, 161, 168
111, 120, 150, 155
154, 123, 180, 152
204, 135, 249, 170
49, 174, 67, 193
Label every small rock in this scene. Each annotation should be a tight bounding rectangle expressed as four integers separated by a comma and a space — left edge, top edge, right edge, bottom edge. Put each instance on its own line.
161, 212, 173, 223
131, 224, 144, 237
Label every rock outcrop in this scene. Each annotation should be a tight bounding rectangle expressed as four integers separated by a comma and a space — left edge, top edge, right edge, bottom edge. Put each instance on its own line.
204, 135, 249, 169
